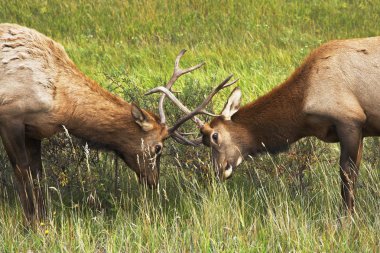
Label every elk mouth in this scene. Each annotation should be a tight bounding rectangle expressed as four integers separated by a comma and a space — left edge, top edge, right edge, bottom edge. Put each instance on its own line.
224, 164, 233, 179
223, 157, 243, 180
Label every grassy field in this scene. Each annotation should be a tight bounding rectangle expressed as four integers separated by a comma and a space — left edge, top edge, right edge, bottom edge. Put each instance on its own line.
1, 0, 380, 252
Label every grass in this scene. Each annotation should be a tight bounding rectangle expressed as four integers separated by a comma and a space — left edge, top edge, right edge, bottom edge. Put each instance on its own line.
1, 0, 380, 251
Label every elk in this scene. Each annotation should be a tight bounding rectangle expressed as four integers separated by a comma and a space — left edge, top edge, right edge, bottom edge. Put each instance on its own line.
149, 37, 380, 214
0, 23, 234, 224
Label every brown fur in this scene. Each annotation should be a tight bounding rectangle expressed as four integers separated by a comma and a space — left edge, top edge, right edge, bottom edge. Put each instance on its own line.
202, 37, 380, 215
0, 23, 167, 224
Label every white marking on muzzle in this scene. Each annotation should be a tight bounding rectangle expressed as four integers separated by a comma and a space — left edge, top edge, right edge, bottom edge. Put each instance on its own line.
224, 165, 233, 178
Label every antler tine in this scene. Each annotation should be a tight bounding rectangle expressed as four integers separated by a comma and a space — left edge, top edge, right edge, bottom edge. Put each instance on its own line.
171, 49, 205, 86
168, 75, 239, 133
158, 49, 205, 124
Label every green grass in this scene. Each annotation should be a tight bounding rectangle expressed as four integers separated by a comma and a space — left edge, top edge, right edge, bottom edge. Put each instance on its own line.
1, 0, 380, 252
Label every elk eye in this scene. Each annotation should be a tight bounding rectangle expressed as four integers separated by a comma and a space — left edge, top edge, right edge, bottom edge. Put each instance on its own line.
154, 144, 162, 154
212, 133, 218, 142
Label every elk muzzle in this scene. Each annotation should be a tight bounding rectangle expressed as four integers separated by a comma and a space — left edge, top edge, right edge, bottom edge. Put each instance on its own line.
214, 159, 234, 181
215, 156, 243, 180
138, 156, 160, 189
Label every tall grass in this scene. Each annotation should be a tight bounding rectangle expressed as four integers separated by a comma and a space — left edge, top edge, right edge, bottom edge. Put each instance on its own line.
0, 0, 380, 251
1, 152, 379, 251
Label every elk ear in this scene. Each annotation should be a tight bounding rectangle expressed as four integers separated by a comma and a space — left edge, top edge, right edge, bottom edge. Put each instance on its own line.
131, 104, 154, 132
221, 87, 242, 120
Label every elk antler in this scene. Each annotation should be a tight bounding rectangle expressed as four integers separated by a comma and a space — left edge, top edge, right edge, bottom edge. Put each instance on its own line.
147, 50, 238, 146
146, 75, 239, 134
158, 49, 205, 124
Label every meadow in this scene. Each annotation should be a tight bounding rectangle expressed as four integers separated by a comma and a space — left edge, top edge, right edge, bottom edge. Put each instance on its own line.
0, 0, 380, 251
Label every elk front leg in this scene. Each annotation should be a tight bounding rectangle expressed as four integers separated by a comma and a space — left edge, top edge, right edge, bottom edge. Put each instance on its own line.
336, 122, 363, 215
0, 121, 44, 224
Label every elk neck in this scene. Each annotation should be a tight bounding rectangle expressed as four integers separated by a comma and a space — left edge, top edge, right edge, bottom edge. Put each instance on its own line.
56, 69, 142, 152
232, 68, 309, 154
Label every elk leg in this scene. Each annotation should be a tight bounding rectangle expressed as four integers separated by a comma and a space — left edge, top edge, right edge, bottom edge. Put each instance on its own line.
336, 122, 363, 215
25, 136, 45, 221
0, 121, 41, 223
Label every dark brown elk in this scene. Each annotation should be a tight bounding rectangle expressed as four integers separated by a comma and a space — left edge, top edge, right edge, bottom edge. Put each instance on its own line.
151, 37, 380, 214
0, 23, 232, 224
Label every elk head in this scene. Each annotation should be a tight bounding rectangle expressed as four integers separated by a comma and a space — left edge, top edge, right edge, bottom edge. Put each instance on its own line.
199, 88, 251, 180
122, 103, 167, 188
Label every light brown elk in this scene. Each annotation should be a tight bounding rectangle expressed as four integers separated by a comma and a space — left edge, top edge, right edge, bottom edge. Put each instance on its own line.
151, 37, 380, 214
0, 23, 234, 223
